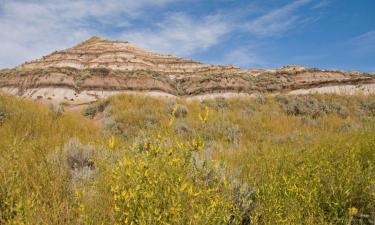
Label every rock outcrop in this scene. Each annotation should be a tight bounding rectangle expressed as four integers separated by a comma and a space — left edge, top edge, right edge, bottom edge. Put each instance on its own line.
1, 36, 374, 103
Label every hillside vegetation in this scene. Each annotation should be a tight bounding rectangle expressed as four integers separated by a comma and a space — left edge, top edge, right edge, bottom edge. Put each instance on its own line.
0, 93, 374, 224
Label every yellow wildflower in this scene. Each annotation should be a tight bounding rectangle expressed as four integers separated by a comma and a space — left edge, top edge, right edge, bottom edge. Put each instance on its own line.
179, 182, 189, 192
348, 207, 358, 216
79, 204, 85, 212
108, 135, 116, 150
199, 106, 209, 122
168, 105, 178, 126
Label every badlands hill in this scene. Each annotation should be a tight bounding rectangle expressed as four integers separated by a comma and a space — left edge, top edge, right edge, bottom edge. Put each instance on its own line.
0, 36, 374, 103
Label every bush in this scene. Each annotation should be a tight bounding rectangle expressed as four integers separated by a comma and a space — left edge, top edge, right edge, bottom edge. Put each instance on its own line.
202, 97, 229, 111
166, 100, 188, 119
360, 100, 375, 116
0, 111, 9, 123
89, 68, 110, 77
174, 121, 193, 136
277, 95, 349, 118
107, 95, 167, 138
103, 116, 122, 135
173, 104, 188, 118
338, 122, 360, 132
50, 138, 97, 188
191, 152, 255, 223
83, 100, 109, 119
201, 117, 242, 147
100, 137, 244, 224
254, 93, 266, 104
83, 105, 98, 119
0, 99, 10, 123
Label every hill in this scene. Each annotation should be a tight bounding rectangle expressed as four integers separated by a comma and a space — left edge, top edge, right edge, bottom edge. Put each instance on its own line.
0, 36, 374, 104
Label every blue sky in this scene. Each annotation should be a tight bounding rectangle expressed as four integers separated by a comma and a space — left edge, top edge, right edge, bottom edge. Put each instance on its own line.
0, 0, 374, 72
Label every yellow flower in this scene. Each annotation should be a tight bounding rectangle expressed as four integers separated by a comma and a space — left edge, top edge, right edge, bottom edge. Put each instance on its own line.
348, 207, 358, 216
168, 117, 175, 127
108, 135, 116, 150
168, 105, 178, 127
199, 106, 209, 122
179, 182, 189, 192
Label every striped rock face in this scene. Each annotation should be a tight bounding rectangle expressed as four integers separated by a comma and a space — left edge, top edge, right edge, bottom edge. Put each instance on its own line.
19, 36, 242, 75
0, 36, 375, 104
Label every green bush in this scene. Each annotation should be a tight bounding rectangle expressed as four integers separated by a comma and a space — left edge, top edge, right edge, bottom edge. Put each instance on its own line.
96, 136, 244, 224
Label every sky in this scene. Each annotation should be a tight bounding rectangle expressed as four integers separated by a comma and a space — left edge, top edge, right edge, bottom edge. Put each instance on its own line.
0, 0, 374, 72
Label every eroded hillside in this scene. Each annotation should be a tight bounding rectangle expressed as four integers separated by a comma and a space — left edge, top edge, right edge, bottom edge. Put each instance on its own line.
0, 36, 374, 103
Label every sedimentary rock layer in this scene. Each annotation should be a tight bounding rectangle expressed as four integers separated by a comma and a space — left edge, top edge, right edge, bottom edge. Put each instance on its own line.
19, 36, 242, 75
0, 36, 374, 103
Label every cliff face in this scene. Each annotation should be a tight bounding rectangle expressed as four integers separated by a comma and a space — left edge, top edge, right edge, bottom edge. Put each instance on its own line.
1, 36, 375, 103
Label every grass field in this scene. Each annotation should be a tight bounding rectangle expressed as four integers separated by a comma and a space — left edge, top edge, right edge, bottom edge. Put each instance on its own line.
1, 93, 374, 224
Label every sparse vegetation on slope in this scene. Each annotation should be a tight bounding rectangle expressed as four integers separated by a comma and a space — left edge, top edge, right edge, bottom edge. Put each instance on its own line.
1, 93, 374, 224
1, 65, 375, 101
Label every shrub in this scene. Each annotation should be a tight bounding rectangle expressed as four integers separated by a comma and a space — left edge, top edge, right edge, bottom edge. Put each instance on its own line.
360, 100, 375, 116
0, 98, 10, 123
202, 97, 229, 111
50, 138, 97, 188
103, 116, 122, 135
173, 104, 188, 118
83, 100, 109, 119
83, 105, 97, 119
191, 152, 255, 223
89, 68, 110, 77
106, 95, 167, 138
99, 137, 244, 224
277, 95, 349, 118
254, 93, 266, 104
338, 122, 360, 132
0, 111, 9, 123
166, 100, 188, 118
174, 121, 193, 136
201, 117, 242, 147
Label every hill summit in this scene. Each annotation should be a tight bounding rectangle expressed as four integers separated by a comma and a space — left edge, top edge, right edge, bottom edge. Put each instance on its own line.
0, 36, 375, 104
20, 36, 241, 75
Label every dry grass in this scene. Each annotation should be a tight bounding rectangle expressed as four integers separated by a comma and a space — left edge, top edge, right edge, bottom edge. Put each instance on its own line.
0, 93, 374, 224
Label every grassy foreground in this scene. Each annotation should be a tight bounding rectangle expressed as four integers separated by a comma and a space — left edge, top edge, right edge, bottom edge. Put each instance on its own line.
0, 93, 374, 224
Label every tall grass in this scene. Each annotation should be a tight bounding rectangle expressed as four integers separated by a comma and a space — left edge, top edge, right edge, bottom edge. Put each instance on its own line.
0, 95, 102, 224
1, 93, 374, 224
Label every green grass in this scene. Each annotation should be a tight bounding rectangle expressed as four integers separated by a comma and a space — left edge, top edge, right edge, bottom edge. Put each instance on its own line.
0, 93, 374, 224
